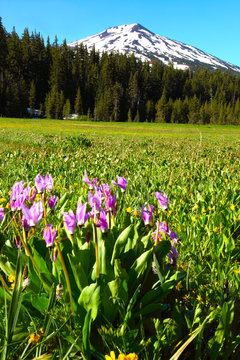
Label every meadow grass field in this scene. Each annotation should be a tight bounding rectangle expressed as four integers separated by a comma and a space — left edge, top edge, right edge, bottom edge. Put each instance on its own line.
0, 118, 239, 360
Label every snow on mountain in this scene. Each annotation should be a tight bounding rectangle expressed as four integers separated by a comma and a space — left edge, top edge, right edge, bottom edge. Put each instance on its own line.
68, 23, 240, 73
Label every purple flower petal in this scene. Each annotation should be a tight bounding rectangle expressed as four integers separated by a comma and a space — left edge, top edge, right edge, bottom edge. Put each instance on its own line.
155, 191, 168, 210
0, 207, 4, 222
43, 224, 56, 248
62, 210, 76, 234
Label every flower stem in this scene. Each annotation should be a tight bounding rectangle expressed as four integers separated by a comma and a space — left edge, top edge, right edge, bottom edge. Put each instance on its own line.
41, 195, 48, 226
154, 220, 160, 247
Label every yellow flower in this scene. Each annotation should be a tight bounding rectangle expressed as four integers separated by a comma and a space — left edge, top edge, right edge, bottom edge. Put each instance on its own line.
196, 294, 203, 302
202, 208, 206, 213
208, 206, 214, 211
214, 227, 218, 233
118, 355, 127, 360
167, 210, 172, 216
8, 274, 15, 283
176, 281, 183, 291
230, 204, 235, 211
224, 178, 228, 183
39, 327, 44, 336
191, 216, 197, 222
28, 333, 40, 344
126, 354, 138, 360
183, 294, 190, 301
0, 198, 6, 202
234, 270, 240, 274
8, 275, 15, 290
133, 211, 138, 216
105, 351, 116, 360
6, 203, 11, 209
126, 207, 132, 213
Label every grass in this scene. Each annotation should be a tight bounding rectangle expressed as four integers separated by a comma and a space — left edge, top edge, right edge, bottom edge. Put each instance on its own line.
0, 117, 239, 359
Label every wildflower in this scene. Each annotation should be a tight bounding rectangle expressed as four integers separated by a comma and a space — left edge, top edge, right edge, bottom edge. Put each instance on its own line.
97, 211, 108, 233
112, 176, 128, 192
169, 239, 179, 267
8, 274, 15, 289
140, 204, 154, 225
39, 328, 44, 336
126, 207, 132, 213
202, 208, 206, 213
10, 181, 25, 210
21, 218, 31, 231
43, 224, 56, 248
176, 281, 183, 291
88, 191, 102, 213
62, 210, 76, 234
15, 237, 20, 248
56, 283, 63, 302
83, 169, 99, 190
105, 351, 116, 360
105, 193, 117, 213
21, 202, 44, 227
48, 195, 58, 210
230, 204, 235, 211
35, 174, 53, 193
214, 227, 219, 233
191, 216, 197, 222
196, 294, 203, 303
24, 185, 36, 203
28, 333, 40, 344
155, 191, 168, 210
22, 265, 30, 292
76, 202, 90, 226
0, 207, 4, 222
53, 248, 58, 262
126, 353, 138, 360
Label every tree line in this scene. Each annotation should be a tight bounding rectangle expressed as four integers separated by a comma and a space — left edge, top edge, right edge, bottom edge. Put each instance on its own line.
1, 18, 240, 124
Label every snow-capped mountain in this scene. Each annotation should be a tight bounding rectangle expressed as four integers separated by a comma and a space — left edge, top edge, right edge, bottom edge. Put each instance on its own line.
68, 23, 240, 73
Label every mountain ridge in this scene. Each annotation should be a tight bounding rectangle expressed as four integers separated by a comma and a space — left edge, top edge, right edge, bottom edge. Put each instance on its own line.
68, 23, 240, 74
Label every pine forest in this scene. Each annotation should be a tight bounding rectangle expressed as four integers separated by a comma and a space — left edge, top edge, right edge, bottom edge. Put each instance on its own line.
1, 18, 240, 124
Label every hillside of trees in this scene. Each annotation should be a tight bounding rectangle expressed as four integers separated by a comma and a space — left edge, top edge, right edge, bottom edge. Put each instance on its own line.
1, 18, 240, 124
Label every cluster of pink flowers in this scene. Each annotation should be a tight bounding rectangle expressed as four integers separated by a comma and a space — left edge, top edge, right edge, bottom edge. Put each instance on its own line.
139, 190, 179, 267
63, 170, 127, 236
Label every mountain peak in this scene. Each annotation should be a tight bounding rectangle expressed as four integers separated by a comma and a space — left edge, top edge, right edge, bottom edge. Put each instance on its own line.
68, 24, 240, 74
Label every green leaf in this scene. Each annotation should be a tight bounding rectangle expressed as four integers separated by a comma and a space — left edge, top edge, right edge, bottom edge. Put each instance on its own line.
111, 225, 133, 265
68, 253, 88, 291
31, 294, 49, 313
128, 248, 153, 291
155, 240, 172, 260
78, 283, 101, 321
39, 272, 56, 293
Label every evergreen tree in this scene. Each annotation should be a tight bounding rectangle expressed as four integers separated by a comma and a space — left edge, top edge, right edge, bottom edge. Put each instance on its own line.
63, 99, 71, 119
75, 87, 83, 116
29, 80, 36, 116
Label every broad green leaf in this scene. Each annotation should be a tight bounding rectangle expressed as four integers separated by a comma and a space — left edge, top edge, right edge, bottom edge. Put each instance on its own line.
128, 248, 153, 291
31, 294, 49, 313
111, 225, 133, 265
68, 253, 88, 291
78, 283, 101, 321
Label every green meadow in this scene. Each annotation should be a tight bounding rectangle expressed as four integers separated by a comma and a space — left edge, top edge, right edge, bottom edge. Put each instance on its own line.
0, 118, 239, 360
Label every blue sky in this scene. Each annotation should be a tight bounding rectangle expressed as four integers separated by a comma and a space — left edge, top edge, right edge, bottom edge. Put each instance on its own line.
1, 0, 240, 67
